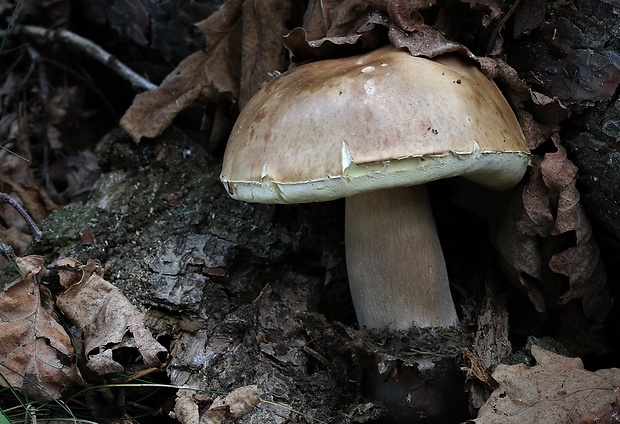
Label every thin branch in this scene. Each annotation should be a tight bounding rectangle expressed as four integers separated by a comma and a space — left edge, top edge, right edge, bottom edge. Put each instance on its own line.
0, 241, 15, 258
0, 25, 157, 92
0, 192, 44, 242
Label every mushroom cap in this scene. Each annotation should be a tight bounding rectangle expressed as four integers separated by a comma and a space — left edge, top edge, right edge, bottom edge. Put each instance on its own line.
220, 46, 530, 204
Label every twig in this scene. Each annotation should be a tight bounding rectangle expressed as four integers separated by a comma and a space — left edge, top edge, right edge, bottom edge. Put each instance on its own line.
0, 192, 44, 242
0, 25, 157, 92
0, 241, 15, 258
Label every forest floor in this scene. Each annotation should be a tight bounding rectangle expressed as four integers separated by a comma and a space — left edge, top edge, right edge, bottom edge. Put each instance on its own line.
1, 1, 619, 423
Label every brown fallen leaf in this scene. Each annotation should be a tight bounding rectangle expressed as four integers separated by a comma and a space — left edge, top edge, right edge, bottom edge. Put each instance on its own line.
301, 0, 341, 40
170, 389, 201, 424
201, 385, 260, 424
470, 345, 620, 423
494, 134, 610, 323
365, 0, 433, 31
283, 24, 382, 64
53, 258, 168, 375
0, 255, 84, 400
47, 149, 101, 204
238, 0, 292, 108
388, 23, 472, 58
474, 42, 607, 327
120, 0, 291, 142
289, 0, 510, 63
543, 137, 609, 320
170, 386, 260, 424
120, 49, 226, 142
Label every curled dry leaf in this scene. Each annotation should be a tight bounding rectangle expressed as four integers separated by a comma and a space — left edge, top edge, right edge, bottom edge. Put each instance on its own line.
471, 345, 620, 423
493, 185, 547, 313
0, 255, 85, 400
364, 0, 432, 31
202, 385, 260, 424
171, 389, 201, 424
303, 0, 370, 40
477, 49, 606, 324
120, 0, 291, 142
283, 24, 382, 64
474, 56, 571, 151
238, 0, 292, 108
290, 0, 519, 63
288, 1, 470, 62
542, 138, 609, 319
287, 0, 394, 63
53, 258, 168, 374
388, 24, 471, 58
120, 49, 231, 142
495, 133, 609, 322
171, 386, 260, 424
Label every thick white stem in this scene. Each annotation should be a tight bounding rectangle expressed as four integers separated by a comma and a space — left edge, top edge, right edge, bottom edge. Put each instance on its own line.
345, 185, 458, 329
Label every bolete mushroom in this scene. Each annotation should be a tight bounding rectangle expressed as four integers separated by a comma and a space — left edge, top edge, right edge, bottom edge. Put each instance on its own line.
220, 46, 529, 330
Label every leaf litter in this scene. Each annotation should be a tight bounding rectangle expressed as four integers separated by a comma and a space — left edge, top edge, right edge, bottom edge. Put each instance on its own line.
0, 254, 167, 400
0, 1, 104, 263
171, 385, 261, 424
470, 345, 620, 424
52, 257, 168, 374
0, 255, 85, 400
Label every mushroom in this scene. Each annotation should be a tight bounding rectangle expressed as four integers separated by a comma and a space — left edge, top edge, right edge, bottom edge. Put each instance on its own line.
220, 46, 530, 330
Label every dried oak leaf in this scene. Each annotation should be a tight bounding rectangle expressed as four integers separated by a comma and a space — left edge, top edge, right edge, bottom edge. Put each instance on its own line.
470, 345, 620, 424
493, 182, 547, 313
170, 386, 260, 424
542, 138, 609, 319
170, 389, 201, 424
237, 0, 292, 108
388, 23, 471, 58
303, 0, 365, 40
292, 0, 511, 62
0, 255, 84, 400
201, 385, 260, 424
364, 0, 433, 31
285, 6, 386, 64
494, 135, 610, 321
54, 258, 167, 375
288, 1, 495, 64
473, 53, 604, 320
46, 149, 101, 204
286, 12, 466, 63
284, 24, 383, 64
120, 0, 291, 142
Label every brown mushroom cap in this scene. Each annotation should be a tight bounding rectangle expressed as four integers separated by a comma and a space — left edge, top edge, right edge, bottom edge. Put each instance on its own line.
220, 46, 530, 203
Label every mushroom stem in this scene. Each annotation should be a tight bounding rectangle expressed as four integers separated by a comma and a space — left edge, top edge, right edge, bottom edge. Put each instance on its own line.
345, 185, 458, 329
